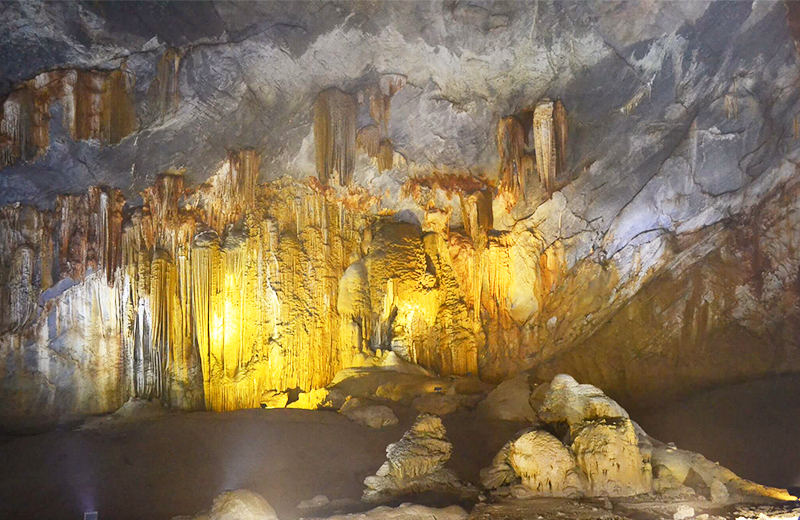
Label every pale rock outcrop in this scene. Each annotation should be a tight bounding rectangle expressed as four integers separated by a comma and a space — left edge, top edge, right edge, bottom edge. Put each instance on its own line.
310, 503, 468, 520
339, 398, 399, 429
535, 375, 651, 496
477, 372, 538, 422
363, 414, 471, 502
486, 374, 796, 502
175, 489, 278, 520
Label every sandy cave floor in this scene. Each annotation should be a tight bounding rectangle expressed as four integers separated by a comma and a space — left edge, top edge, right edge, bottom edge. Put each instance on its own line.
0, 376, 798, 520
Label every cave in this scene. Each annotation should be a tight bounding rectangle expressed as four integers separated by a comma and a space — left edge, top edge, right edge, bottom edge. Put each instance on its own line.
0, 2, 799, 520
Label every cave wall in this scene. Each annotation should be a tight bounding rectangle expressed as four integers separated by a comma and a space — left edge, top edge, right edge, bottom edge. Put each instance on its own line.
1, 0, 799, 428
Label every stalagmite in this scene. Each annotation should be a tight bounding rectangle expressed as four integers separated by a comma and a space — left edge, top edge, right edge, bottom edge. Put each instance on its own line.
314, 88, 357, 186
533, 99, 557, 193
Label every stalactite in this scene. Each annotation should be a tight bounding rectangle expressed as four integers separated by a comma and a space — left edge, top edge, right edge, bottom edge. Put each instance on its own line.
74, 71, 105, 142
357, 124, 381, 158
0, 86, 584, 424
369, 87, 392, 137
314, 88, 357, 186
377, 138, 394, 172
150, 48, 182, 121
192, 149, 260, 232
533, 99, 557, 193
554, 99, 568, 177
56, 193, 90, 280
497, 116, 526, 200
191, 230, 221, 410
0, 88, 35, 166
102, 68, 137, 144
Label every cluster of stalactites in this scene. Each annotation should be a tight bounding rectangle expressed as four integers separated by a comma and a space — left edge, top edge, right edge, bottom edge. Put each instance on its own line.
497, 99, 568, 199
314, 88, 358, 186
0, 67, 137, 167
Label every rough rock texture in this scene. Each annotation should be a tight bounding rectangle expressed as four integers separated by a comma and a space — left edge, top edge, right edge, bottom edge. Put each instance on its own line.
175, 489, 278, 520
483, 374, 793, 501
1, 1, 800, 428
363, 414, 471, 503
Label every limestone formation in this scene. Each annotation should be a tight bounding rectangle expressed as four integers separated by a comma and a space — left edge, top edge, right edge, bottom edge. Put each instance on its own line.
363, 414, 471, 502
571, 418, 652, 496
483, 374, 795, 502
498, 116, 526, 201
0, 2, 799, 443
0, 67, 137, 168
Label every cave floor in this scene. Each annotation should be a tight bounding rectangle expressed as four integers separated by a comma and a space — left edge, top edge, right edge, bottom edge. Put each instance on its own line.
0, 375, 799, 520
0, 404, 521, 520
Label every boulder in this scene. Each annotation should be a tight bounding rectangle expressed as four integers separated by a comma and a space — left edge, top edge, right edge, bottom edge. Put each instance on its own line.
339, 398, 399, 429
508, 430, 586, 497
571, 418, 652, 496
312, 503, 468, 519
412, 393, 481, 416
363, 414, 473, 502
176, 489, 278, 520
536, 374, 628, 428
651, 445, 796, 502
477, 373, 538, 422
297, 494, 330, 510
